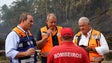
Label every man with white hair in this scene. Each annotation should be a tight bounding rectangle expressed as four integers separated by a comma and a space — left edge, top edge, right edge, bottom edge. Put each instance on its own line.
73, 17, 109, 63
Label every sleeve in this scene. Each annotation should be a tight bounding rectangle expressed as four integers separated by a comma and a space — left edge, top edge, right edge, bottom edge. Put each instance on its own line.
47, 54, 54, 63
95, 33, 109, 55
81, 48, 90, 63
36, 29, 42, 41
5, 31, 19, 59
47, 47, 56, 63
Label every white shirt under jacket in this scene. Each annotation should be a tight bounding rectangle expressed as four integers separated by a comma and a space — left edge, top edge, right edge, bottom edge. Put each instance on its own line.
5, 26, 25, 63
73, 29, 109, 56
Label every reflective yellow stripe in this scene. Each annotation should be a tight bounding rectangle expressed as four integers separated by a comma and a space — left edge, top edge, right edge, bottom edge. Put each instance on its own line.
92, 57, 102, 61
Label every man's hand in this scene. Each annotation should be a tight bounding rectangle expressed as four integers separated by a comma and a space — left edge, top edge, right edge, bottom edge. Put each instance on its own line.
36, 29, 52, 49
15, 48, 35, 58
82, 46, 95, 52
47, 29, 52, 37
44, 29, 52, 39
84, 46, 92, 52
25, 48, 35, 56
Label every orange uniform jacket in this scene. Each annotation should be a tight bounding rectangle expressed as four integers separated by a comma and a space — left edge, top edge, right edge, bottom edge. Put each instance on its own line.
73, 29, 103, 62
40, 26, 62, 57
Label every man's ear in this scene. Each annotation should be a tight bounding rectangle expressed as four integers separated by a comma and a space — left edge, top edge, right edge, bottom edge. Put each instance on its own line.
21, 20, 24, 22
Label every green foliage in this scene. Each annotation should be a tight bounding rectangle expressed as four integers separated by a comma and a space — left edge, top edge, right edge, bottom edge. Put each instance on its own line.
0, 0, 112, 53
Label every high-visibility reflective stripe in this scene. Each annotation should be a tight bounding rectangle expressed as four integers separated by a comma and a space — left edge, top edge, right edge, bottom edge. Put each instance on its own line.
92, 57, 102, 61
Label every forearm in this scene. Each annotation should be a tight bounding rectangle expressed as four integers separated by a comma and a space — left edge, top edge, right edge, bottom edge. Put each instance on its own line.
15, 52, 28, 59
36, 38, 48, 49
95, 33, 109, 55
90, 47, 96, 52
15, 48, 35, 59
36, 29, 52, 49
95, 46, 109, 55
81, 46, 96, 52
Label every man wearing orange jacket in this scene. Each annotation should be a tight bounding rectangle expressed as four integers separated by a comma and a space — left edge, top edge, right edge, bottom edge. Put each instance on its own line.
36, 13, 62, 63
73, 17, 109, 63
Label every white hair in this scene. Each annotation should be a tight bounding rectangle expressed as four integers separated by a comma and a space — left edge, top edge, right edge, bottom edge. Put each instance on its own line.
78, 17, 90, 24
47, 13, 56, 20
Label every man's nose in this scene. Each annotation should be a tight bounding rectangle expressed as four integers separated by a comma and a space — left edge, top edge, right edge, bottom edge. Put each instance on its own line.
31, 22, 34, 25
52, 22, 55, 25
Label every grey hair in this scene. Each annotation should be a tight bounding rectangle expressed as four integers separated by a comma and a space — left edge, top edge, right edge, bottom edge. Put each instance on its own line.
78, 17, 90, 24
47, 13, 56, 20
19, 12, 32, 22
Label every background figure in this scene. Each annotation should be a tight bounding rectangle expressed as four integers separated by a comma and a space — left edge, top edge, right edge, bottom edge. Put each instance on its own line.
5, 12, 37, 63
47, 28, 90, 63
73, 17, 109, 63
36, 13, 63, 63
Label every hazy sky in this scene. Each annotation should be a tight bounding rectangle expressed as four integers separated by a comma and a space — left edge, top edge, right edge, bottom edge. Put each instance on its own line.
0, 0, 15, 7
